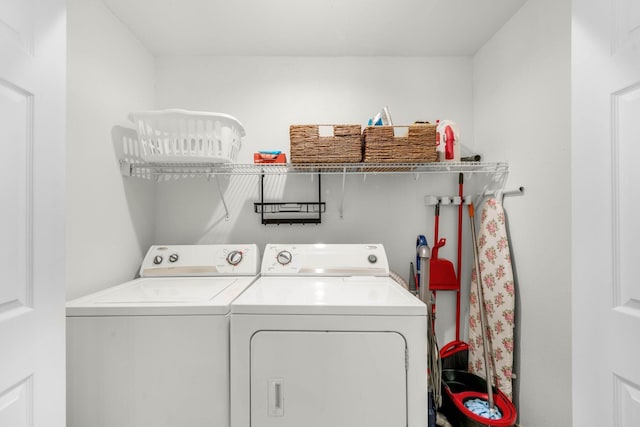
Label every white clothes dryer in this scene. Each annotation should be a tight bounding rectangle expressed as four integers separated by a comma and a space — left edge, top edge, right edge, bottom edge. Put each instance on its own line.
66, 244, 260, 427
230, 244, 427, 427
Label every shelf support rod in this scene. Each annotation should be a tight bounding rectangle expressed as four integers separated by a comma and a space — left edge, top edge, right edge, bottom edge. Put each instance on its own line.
484, 186, 525, 203
318, 173, 323, 223
339, 167, 347, 219
213, 174, 230, 220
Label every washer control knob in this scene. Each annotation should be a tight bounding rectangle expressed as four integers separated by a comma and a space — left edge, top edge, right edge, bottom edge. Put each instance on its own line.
368, 254, 378, 264
153, 255, 163, 265
226, 250, 243, 266
168, 253, 179, 263
276, 250, 292, 265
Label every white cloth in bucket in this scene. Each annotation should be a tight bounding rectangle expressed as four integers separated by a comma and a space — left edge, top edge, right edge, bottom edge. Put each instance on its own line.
464, 398, 503, 420
468, 197, 515, 399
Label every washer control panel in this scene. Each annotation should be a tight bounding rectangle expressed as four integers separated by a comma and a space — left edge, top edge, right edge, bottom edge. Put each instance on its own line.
261, 244, 389, 276
140, 244, 260, 277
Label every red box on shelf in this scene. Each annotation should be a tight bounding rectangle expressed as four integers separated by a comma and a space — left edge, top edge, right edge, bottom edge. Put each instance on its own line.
253, 152, 287, 164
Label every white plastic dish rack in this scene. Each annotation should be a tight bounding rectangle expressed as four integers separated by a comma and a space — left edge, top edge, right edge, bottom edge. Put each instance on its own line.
128, 109, 245, 164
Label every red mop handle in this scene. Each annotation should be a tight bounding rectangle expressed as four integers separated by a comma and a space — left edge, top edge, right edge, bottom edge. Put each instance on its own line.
456, 173, 463, 340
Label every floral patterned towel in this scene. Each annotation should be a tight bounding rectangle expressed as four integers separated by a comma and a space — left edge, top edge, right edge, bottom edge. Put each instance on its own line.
468, 197, 515, 400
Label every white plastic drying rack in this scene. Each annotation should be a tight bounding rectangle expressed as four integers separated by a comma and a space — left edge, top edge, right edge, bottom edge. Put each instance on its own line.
120, 160, 510, 222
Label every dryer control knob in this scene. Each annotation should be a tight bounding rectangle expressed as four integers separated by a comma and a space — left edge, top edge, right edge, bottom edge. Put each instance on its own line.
368, 254, 378, 264
276, 250, 292, 265
226, 250, 243, 266
168, 253, 179, 263
153, 255, 163, 265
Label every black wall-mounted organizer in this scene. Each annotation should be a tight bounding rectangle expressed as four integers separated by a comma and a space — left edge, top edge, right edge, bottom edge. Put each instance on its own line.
254, 173, 326, 225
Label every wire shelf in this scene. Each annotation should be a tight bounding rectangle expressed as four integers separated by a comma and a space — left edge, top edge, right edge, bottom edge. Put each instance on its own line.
122, 161, 508, 178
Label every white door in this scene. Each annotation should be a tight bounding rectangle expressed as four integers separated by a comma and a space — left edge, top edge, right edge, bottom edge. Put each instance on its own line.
573, 0, 640, 426
0, 0, 66, 426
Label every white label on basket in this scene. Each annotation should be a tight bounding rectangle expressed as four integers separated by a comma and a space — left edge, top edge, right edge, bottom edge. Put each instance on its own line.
393, 126, 409, 137
319, 125, 334, 137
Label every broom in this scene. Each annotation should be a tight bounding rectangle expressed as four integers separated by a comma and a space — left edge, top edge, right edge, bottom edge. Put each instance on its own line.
440, 173, 469, 371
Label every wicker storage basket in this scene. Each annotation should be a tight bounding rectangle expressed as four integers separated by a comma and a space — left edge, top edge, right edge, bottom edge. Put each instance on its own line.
363, 124, 438, 163
290, 124, 362, 163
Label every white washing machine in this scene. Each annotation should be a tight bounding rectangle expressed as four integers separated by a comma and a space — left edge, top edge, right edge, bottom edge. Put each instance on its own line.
66, 244, 260, 427
230, 244, 427, 427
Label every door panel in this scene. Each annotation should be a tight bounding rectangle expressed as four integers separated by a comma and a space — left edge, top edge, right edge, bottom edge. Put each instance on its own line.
611, 20, 640, 427
614, 376, 640, 427
0, 80, 32, 318
573, 0, 640, 425
0, 378, 32, 427
250, 331, 407, 427
615, 84, 640, 311
613, 0, 640, 53
0, 0, 33, 54
0, 0, 65, 426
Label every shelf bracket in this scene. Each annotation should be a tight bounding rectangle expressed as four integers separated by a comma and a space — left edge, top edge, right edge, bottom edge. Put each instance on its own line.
119, 159, 133, 177
213, 174, 230, 220
472, 167, 510, 207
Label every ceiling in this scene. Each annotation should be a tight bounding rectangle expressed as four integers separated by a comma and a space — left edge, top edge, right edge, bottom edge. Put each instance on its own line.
101, 0, 527, 57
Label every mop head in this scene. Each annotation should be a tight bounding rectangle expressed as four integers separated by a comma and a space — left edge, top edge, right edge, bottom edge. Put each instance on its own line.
464, 398, 503, 420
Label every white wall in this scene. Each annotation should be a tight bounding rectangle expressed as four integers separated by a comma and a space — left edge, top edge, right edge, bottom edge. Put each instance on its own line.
155, 56, 474, 161
153, 56, 485, 343
66, 0, 156, 299
473, 0, 572, 425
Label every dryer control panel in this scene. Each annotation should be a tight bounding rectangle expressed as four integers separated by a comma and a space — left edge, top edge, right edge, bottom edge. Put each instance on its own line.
140, 244, 260, 277
261, 243, 389, 276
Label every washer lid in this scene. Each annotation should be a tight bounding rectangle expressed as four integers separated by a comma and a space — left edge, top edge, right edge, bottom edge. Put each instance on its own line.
66, 276, 257, 316
231, 276, 426, 316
